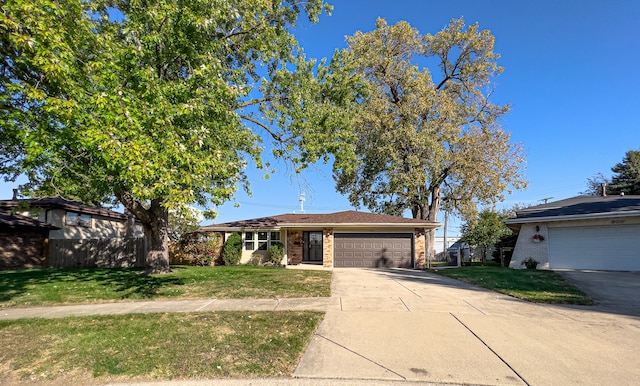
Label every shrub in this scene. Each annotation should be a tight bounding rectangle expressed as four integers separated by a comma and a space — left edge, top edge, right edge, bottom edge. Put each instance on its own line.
222, 233, 242, 265
522, 257, 539, 269
170, 233, 222, 266
267, 244, 285, 266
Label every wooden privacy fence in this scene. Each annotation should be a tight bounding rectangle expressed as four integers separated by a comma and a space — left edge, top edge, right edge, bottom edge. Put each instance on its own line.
47, 238, 146, 268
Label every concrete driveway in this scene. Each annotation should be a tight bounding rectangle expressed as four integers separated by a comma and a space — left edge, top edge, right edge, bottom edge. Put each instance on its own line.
558, 270, 640, 316
294, 268, 640, 385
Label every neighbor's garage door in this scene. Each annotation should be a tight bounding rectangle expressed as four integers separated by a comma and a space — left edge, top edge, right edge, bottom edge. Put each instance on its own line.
334, 233, 413, 268
548, 225, 640, 271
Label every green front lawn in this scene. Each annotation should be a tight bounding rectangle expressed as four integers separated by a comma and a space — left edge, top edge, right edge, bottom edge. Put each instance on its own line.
431, 264, 593, 304
0, 266, 332, 307
0, 311, 323, 384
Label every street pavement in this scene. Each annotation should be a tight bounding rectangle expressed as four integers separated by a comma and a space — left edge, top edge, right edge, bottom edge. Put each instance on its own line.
2, 268, 639, 386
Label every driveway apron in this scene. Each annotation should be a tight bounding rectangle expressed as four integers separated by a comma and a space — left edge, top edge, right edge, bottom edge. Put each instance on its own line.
294, 268, 640, 386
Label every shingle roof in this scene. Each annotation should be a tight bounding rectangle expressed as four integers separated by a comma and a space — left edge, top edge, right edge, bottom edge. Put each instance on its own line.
506, 195, 640, 223
201, 210, 438, 230
0, 197, 128, 220
0, 211, 60, 230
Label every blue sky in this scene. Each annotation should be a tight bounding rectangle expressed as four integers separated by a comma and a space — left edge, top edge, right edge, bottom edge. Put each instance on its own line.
2, 0, 639, 235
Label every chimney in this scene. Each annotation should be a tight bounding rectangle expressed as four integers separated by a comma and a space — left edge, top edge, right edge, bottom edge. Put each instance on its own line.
12, 189, 18, 200
600, 183, 607, 197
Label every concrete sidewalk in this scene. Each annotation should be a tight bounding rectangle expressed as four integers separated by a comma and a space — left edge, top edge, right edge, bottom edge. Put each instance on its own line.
0, 297, 337, 320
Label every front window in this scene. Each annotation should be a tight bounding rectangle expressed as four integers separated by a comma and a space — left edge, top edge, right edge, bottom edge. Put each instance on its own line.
66, 212, 91, 227
270, 231, 282, 248
244, 232, 255, 250
257, 231, 268, 250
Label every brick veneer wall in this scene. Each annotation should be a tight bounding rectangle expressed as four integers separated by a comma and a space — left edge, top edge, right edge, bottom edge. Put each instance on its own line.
287, 230, 303, 265
509, 223, 550, 269
322, 228, 333, 268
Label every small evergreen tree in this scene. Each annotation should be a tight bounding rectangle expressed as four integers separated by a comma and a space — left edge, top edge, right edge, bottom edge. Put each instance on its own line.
222, 233, 242, 266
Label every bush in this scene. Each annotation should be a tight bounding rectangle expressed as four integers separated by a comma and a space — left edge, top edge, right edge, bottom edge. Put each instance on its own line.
170, 232, 222, 266
267, 244, 285, 266
222, 233, 242, 265
522, 257, 539, 269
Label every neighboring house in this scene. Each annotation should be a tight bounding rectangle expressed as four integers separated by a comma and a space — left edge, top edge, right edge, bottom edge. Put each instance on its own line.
505, 195, 640, 271
0, 212, 59, 269
434, 235, 460, 255
447, 240, 472, 262
0, 195, 145, 269
200, 211, 440, 269
0, 196, 144, 239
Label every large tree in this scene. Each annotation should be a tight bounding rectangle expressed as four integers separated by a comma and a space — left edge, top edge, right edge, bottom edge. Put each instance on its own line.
332, 18, 526, 261
609, 150, 640, 195
1, 0, 359, 273
581, 150, 640, 196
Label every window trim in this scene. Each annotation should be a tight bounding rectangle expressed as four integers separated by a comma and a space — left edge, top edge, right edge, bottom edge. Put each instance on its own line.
65, 211, 92, 228
244, 231, 255, 251
244, 230, 283, 251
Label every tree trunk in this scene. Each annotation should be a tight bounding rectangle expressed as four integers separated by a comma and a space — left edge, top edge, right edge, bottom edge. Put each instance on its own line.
141, 200, 172, 274
116, 191, 172, 274
412, 185, 441, 266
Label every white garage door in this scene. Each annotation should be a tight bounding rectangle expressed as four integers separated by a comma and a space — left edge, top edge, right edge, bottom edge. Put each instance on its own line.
548, 225, 640, 270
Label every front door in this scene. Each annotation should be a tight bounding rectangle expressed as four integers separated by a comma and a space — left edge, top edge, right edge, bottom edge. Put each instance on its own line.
304, 231, 323, 262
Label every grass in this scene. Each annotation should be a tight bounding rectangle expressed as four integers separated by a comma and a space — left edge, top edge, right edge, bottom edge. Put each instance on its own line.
0, 266, 332, 307
430, 263, 593, 305
0, 311, 323, 384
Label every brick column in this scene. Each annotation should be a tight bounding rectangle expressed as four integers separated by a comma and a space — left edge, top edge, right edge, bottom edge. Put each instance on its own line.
287, 230, 303, 265
322, 228, 333, 268
414, 228, 426, 269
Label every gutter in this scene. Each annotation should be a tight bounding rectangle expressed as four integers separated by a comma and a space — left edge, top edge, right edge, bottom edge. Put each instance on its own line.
504, 211, 640, 225
200, 222, 442, 232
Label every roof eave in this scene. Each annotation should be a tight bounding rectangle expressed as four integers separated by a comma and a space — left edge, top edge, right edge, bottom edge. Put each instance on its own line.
276, 222, 441, 228
200, 222, 441, 231
504, 211, 640, 224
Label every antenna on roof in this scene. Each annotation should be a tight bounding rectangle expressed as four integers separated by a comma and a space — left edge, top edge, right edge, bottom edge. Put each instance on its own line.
299, 193, 305, 214
540, 197, 553, 204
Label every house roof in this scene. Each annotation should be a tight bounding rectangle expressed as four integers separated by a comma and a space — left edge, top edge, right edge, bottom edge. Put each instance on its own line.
505, 195, 640, 225
0, 211, 60, 231
201, 210, 440, 231
0, 197, 129, 221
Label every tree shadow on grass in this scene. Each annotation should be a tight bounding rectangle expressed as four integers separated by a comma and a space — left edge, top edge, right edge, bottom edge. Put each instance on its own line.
0, 267, 185, 305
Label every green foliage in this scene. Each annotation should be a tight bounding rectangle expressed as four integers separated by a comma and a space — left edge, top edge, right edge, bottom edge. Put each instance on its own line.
268, 244, 285, 266
1, 0, 360, 272
582, 150, 640, 196
431, 265, 593, 304
522, 257, 539, 269
168, 206, 204, 242
176, 232, 222, 266
0, 266, 332, 306
460, 209, 512, 264
331, 18, 526, 258
609, 150, 640, 195
222, 233, 242, 266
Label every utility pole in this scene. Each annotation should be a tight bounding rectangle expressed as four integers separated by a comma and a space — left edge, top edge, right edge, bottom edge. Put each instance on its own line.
443, 212, 448, 264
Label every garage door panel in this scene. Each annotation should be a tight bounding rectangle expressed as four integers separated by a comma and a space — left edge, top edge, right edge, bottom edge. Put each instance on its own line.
334, 233, 413, 268
549, 225, 640, 271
